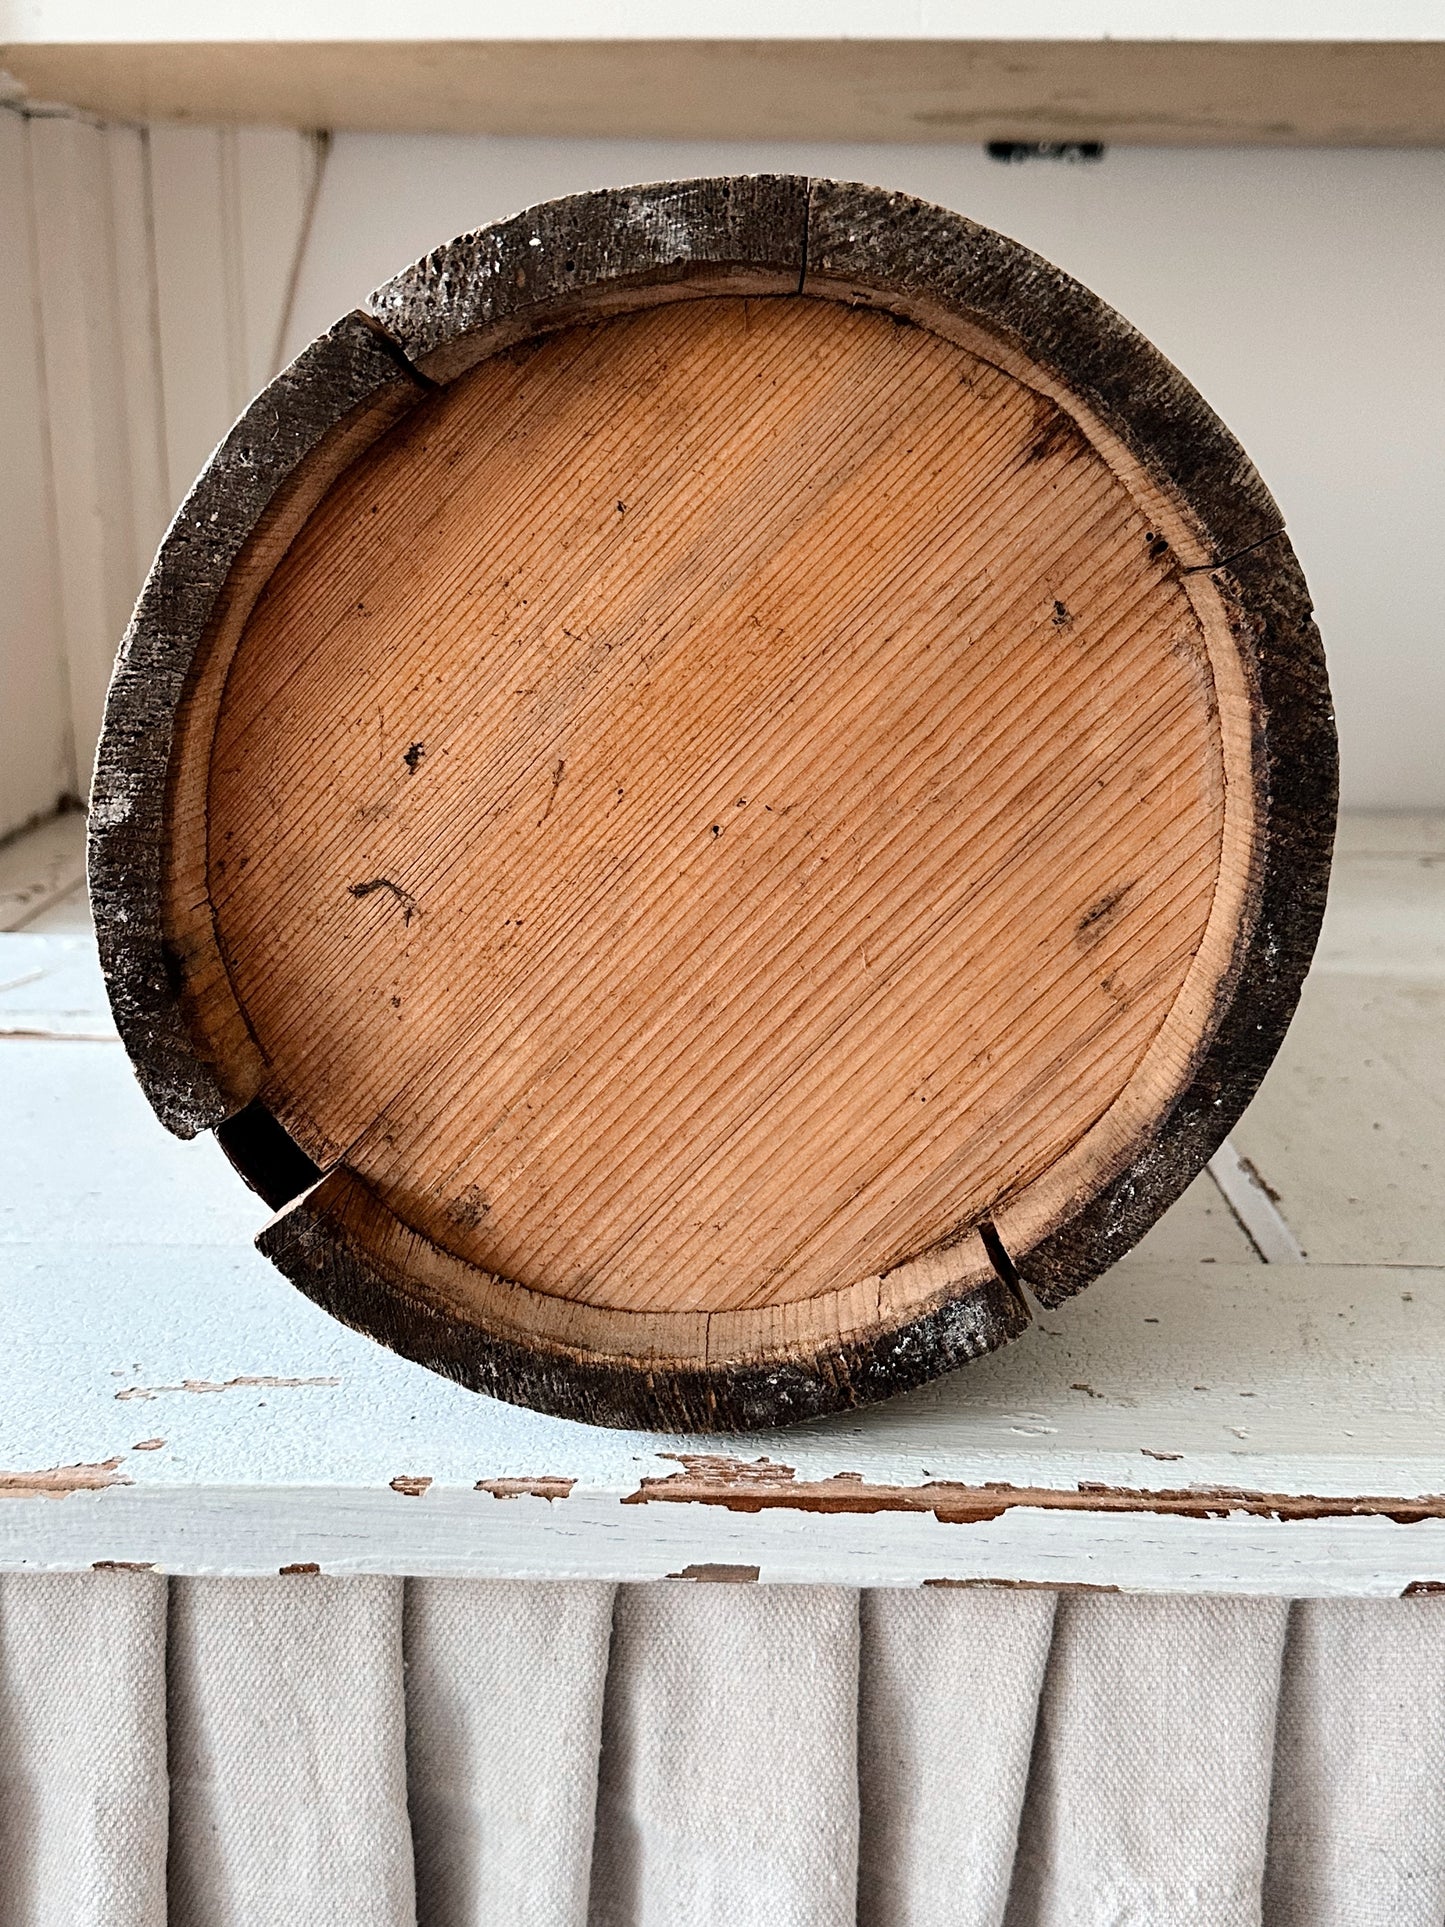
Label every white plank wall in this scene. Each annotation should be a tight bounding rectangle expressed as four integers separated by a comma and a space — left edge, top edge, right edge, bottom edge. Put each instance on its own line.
28, 114, 147, 790
0, 108, 69, 839
0, 105, 322, 841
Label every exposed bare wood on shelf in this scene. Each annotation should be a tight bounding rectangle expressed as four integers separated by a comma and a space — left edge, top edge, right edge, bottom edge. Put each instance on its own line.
624, 1458, 1445, 1526
0, 1459, 129, 1499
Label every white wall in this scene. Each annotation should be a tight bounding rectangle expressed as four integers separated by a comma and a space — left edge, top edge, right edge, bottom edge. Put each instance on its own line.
286, 137, 1445, 812
3, 125, 1438, 826
0, 108, 320, 839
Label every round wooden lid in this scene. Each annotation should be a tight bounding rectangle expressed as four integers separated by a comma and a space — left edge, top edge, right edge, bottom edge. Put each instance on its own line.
91, 179, 1335, 1430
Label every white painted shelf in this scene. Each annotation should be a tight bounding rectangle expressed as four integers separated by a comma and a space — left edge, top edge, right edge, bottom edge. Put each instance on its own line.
1, 813, 1442, 1593
3, 4, 1444, 145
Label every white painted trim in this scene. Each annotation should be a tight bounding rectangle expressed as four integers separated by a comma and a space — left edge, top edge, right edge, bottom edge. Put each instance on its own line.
232, 126, 325, 400
8, 1486, 1445, 1598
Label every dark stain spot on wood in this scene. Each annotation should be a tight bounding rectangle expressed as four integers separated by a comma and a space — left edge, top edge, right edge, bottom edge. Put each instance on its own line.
159, 939, 185, 997
538, 757, 566, 826
1145, 530, 1171, 562
1051, 599, 1071, 627
280, 1561, 321, 1575
476, 1476, 575, 1501
1076, 881, 1135, 946
390, 1474, 432, 1497
1022, 399, 1085, 468
453, 1184, 490, 1229
348, 876, 417, 925
402, 740, 425, 773
668, 1563, 760, 1582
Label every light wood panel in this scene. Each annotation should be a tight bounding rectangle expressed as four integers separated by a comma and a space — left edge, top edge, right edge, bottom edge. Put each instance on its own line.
5, 39, 1445, 146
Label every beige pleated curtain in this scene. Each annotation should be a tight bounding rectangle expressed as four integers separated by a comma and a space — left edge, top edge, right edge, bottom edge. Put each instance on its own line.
1, 1573, 1441, 1926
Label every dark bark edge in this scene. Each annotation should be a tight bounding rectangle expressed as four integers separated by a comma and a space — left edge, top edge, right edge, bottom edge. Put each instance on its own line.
367, 174, 810, 378
87, 315, 427, 1137
257, 1190, 1029, 1434
802, 179, 1283, 563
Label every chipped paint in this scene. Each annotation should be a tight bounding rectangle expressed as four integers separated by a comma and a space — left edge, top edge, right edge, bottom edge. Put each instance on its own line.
668, 1563, 760, 1582
476, 1476, 575, 1502
92, 1559, 155, 1572
0, 1459, 129, 1498
924, 1577, 1121, 1593
131, 1438, 165, 1451
280, 1562, 321, 1575
115, 1375, 341, 1401
390, 1474, 432, 1497
624, 1455, 1445, 1525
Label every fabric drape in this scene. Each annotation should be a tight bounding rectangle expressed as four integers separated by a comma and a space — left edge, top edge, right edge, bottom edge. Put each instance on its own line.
0, 1574, 1440, 1927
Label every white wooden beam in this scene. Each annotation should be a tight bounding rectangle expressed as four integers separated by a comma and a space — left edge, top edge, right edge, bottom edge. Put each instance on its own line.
4, 33, 1445, 146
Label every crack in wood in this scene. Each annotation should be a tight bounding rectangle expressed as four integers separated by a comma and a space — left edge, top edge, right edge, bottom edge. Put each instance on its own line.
347, 876, 418, 925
